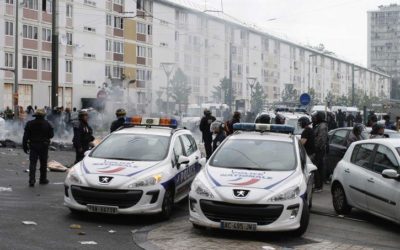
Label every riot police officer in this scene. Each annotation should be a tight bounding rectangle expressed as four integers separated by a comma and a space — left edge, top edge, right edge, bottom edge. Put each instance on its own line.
73, 110, 94, 164
199, 109, 216, 159
110, 108, 127, 133
255, 114, 271, 124
22, 109, 54, 187
210, 121, 226, 153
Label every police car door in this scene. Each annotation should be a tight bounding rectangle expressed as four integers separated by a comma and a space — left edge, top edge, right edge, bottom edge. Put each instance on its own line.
174, 135, 201, 200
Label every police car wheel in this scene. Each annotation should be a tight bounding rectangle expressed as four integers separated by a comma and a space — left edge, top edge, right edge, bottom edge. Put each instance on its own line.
290, 200, 310, 237
332, 182, 352, 215
159, 188, 174, 220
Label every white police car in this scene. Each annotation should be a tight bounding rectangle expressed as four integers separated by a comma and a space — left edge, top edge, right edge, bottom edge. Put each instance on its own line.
64, 117, 204, 219
189, 123, 317, 236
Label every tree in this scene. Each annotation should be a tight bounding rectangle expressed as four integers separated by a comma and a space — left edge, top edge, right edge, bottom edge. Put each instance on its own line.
308, 87, 320, 105
281, 84, 299, 103
324, 91, 336, 106
211, 77, 234, 104
168, 68, 191, 113
251, 82, 267, 114
336, 95, 349, 106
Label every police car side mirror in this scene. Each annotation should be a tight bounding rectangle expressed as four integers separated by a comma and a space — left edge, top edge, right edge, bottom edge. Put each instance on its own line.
382, 169, 400, 180
84, 150, 91, 157
177, 155, 190, 168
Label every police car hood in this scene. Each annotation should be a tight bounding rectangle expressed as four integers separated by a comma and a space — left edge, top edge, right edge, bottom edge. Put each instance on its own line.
205, 165, 296, 190
79, 157, 161, 187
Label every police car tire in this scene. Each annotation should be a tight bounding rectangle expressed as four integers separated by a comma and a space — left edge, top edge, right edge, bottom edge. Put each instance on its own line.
332, 182, 352, 215
159, 188, 174, 220
290, 200, 310, 237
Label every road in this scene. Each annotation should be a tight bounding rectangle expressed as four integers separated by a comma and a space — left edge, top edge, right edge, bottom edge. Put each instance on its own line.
0, 147, 399, 250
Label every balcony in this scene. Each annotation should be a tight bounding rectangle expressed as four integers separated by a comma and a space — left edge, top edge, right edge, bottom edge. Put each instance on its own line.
5, 4, 14, 16
23, 69, 38, 80
113, 4, 123, 13
42, 12, 52, 23
42, 42, 51, 52
137, 33, 146, 42
113, 53, 123, 62
5, 36, 14, 47
23, 39, 38, 50
41, 71, 51, 81
23, 8, 38, 20
114, 28, 123, 37
137, 57, 146, 65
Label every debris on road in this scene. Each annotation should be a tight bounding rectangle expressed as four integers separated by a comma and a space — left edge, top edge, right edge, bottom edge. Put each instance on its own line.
70, 224, 82, 229
47, 160, 68, 172
108, 230, 116, 234
77, 232, 86, 236
49, 146, 57, 151
0, 187, 12, 192
24, 169, 29, 173
79, 241, 97, 245
22, 221, 37, 225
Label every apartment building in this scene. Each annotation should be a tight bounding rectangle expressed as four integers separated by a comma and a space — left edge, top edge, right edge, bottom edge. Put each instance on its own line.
152, 0, 390, 112
368, 4, 400, 98
0, 0, 138, 110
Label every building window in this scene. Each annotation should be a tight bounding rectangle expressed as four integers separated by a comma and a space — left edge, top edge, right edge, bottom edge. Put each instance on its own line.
22, 55, 38, 69
4, 52, 14, 68
106, 14, 112, 26
22, 25, 38, 39
106, 39, 112, 52
42, 28, 51, 42
137, 0, 144, 10
42, 0, 52, 13
84, 26, 96, 32
113, 66, 123, 78
147, 70, 152, 81
147, 48, 152, 59
114, 0, 124, 5
148, 25, 152, 35
66, 32, 72, 46
84, 53, 96, 59
66, 60, 72, 73
6, 0, 14, 4
66, 4, 73, 18
137, 23, 146, 34
113, 41, 124, 54
5, 21, 14, 36
83, 80, 95, 85
114, 17, 123, 29
137, 46, 146, 57
105, 65, 111, 77
41, 57, 51, 71
24, 0, 38, 10
137, 69, 145, 81
83, 0, 96, 7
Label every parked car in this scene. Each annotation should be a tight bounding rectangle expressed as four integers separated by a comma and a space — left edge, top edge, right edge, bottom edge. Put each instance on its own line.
331, 139, 400, 224
325, 127, 400, 175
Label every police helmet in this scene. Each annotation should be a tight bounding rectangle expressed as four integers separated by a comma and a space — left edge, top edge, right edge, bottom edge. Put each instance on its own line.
255, 114, 271, 124
204, 109, 211, 116
353, 123, 365, 136
210, 121, 224, 133
275, 114, 286, 124
78, 110, 89, 119
298, 116, 311, 128
116, 108, 126, 117
371, 123, 385, 135
33, 109, 46, 117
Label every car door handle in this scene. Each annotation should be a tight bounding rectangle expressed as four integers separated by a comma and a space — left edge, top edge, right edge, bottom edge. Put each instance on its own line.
344, 168, 350, 173
195, 156, 199, 160
367, 178, 375, 183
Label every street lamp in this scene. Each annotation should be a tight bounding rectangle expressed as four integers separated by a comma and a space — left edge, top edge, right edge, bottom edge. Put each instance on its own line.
160, 62, 175, 115
247, 77, 257, 112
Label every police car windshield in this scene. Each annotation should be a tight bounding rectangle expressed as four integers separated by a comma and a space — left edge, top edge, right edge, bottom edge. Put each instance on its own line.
210, 139, 296, 171
90, 134, 170, 161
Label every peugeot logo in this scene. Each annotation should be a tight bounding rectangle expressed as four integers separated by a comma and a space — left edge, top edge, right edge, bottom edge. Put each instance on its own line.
99, 176, 113, 184
233, 189, 250, 198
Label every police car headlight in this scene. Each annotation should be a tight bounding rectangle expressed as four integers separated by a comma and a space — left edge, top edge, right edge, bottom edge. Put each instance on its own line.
66, 168, 82, 184
268, 186, 300, 202
128, 174, 163, 188
192, 179, 214, 199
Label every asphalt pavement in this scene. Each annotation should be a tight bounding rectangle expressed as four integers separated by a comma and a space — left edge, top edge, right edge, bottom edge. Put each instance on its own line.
0, 147, 399, 250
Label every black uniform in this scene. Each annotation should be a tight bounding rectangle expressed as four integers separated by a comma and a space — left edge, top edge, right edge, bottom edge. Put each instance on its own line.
199, 114, 216, 159
72, 120, 94, 163
212, 131, 226, 153
22, 117, 54, 185
110, 117, 125, 133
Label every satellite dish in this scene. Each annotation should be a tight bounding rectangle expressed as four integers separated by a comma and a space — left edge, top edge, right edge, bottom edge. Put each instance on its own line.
60, 35, 67, 46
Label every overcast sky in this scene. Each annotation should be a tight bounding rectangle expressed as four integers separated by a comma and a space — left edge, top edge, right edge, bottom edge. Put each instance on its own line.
206, 0, 398, 66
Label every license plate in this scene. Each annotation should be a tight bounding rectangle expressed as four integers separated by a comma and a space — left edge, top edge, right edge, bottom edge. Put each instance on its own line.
87, 204, 118, 214
221, 221, 257, 231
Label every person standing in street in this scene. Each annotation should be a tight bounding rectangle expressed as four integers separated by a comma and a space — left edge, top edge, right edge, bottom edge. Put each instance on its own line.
72, 110, 94, 164
312, 112, 328, 192
346, 124, 366, 147
298, 116, 315, 158
22, 109, 54, 187
199, 109, 216, 159
226, 111, 241, 135
337, 109, 345, 128
355, 112, 363, 124
210, 121, 226, 153
110, 108, 127, 133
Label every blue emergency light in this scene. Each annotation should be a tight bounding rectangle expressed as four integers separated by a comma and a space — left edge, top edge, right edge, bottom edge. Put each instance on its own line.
124, 116, 178, 129
233, 123, 295, 134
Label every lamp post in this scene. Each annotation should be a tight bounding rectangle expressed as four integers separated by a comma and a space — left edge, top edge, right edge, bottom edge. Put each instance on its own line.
308, 54, 317, 90
246, 77, 257, 112
160, 63, 175, 115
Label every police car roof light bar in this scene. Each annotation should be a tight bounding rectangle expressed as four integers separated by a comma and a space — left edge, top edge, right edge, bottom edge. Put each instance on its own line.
124, 116, 178, 129
233, 123, 295, 134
